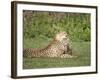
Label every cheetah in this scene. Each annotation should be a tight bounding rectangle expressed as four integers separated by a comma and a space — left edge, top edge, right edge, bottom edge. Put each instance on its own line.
23, 31, 76, 58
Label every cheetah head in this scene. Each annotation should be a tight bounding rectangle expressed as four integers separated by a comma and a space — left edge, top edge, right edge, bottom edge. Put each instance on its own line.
55, 31, 68, 41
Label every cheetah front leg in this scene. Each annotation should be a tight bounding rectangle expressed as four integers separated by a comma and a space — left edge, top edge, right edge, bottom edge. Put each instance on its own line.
59, 54, 77, 58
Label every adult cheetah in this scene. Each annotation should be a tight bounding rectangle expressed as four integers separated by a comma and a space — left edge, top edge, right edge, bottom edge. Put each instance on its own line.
23, 31, 76, 58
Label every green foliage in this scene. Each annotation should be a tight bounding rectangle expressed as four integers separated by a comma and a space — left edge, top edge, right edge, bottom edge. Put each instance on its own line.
23, 11, 91, 42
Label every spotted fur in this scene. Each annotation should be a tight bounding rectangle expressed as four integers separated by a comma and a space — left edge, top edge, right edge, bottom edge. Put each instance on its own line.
23, 31, 75, 58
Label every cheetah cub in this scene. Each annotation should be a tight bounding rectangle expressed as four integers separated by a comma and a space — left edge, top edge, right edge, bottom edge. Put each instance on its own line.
23, 31, 76, 58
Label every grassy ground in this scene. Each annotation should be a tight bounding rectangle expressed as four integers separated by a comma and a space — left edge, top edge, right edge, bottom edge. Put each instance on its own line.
23, 39, 90, 69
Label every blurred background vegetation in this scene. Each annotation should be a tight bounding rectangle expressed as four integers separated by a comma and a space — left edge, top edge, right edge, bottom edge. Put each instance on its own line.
23, 10, 91, 44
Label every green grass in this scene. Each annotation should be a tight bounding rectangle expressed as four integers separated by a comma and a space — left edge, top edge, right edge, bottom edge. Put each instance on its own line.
23, 37, 51, 48
23, 39, 90, 69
